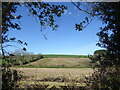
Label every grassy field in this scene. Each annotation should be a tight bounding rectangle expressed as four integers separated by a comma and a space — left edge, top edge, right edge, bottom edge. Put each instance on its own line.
23, 57, 92, 68
16, 67, 93, 88
10, 55, 93, 88
0, 55, 88, 66
43, 54, 88, 58
15, 67, 93, 89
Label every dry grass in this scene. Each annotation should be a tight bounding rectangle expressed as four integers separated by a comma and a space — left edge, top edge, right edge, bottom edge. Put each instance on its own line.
14, 58, 93, 88
24, 57, 91, 67
15, 68, 93, 88
15, 68, 93, 81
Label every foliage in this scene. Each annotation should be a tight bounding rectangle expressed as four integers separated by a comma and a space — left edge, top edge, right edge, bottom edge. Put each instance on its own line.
2, 2, 67, 55
88, 49, 107, 67
2, 2, 27, 56
93, 49, 107, 55
96, 2, 120, 67
2, 68, 22, 90
2, 53, 43, 66
1, 2, 67, 89
84, 68, 120, 89
73, 2, 120, 67
72, 2, 120, 89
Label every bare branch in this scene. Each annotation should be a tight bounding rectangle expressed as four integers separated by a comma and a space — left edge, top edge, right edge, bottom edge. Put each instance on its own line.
83, 17, 94, 29
71, 2, 102, 17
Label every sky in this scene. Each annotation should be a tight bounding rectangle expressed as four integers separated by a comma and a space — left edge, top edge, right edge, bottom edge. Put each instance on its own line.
7, 2, 104, 55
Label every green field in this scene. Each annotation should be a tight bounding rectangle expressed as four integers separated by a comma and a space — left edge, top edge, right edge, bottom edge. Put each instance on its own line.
43, 54, 88, 58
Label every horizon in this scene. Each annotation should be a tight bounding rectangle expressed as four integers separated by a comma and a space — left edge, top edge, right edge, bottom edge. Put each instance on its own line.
41, 53, 89, 55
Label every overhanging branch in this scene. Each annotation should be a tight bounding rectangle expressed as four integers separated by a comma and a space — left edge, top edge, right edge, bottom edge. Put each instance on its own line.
71, 2, 103, 17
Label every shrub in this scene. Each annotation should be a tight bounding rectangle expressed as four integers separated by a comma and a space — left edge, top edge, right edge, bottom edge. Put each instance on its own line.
2, 57, 22, 89
14, 60, 20, 65
84, 68, 120, 89
86, 49, 120, 89
94, 49, 107, 55
23, 59, 30, 64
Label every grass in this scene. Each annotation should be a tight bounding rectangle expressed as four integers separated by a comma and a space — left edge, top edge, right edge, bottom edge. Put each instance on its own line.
0, 59, 2, 64
17, 80, 86, 89
15, 67, 93, 89
13, 65, 92, 68
24, 57, 92, 68
43, 55, 88, 58
15, 68, 93, 82
18, 80, 86, 87
0, 59, 7, 65
12, 56, 93, 89
0, 55, 88, 66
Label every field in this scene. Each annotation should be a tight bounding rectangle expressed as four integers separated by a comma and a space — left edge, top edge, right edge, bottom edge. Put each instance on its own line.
23, 57, 92, 68
16, 68, 93, 88
13, 55, 94, 88
16, 68, 93, 81
43, 55, 88, 58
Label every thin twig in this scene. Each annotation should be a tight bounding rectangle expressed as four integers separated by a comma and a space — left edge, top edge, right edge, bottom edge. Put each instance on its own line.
71, 2, 102, 17
83, 17, 94, 29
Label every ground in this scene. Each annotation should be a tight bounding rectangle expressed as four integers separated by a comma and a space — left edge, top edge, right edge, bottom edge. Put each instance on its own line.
14, 57, 94, 88
16, 68, 93, 81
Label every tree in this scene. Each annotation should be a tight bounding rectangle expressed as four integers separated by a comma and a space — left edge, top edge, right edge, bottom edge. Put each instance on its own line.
2, 2, 67, 57
96, 2, 120, 67
1, 2, 67, 89
72, 2, 120, 67
94, 49, 107, 55
1, 1, 67, 68
72, 2, 120, 89
88, 49, 107, 67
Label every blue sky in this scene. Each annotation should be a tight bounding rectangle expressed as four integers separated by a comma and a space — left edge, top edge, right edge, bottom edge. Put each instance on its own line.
8, 2, 104, 55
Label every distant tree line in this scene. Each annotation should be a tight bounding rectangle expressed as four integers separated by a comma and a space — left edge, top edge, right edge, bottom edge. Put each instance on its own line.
2, 49, 43, 66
